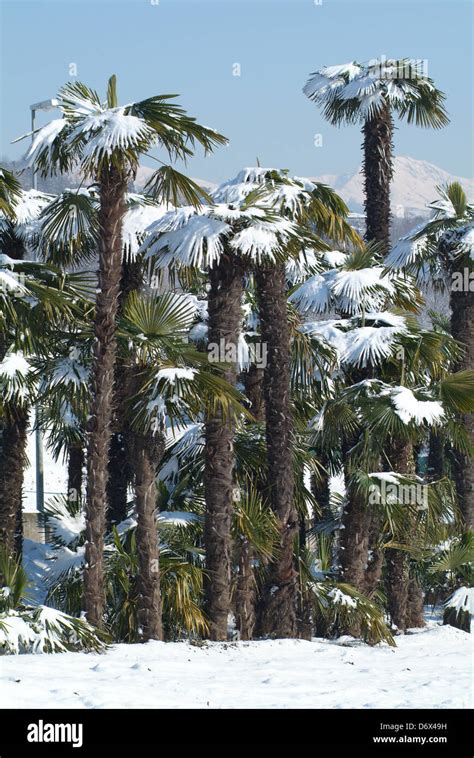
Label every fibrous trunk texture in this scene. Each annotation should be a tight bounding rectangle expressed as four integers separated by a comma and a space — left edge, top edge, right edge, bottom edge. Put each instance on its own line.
107, 260, 144, 526
385, 438, 425, 631
235, 539, 256, 641
204, 252, 243, 640
364, 510, 385, 596
405, 575, 425, 629
243, 363, 265, 422
131, 431, 164, 642
450, 282, 474, 529
0, 409, 28, 558
256, 263, 298, 638
84, 165, 127, 627
362, 102, 394, 255
106, 432, 130, 526
386, 548, 410, 633
339, 484, 371, 591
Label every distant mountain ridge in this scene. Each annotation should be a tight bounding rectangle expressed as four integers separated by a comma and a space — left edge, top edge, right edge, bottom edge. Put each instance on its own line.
311, 155, 474, 217
2, 155, 472, 217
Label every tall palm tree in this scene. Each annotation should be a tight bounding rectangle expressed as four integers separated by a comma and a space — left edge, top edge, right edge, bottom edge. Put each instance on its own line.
0, 182, 80, 557
140, 188, 302, 639
20, 75, 227, 627
290, 246, 421, 598
214, 168, 360, 636
303, 58, 449, 253
36, 187, 169, 525
387, 182, 474, 528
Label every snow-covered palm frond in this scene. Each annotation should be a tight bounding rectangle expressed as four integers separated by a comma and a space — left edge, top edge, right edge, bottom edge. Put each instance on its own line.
322, 249, 348, 268
45, 350, 89, 390
211, 166, 275, 204
17, 76, 228, 181
288, 272, 333, 313
391, 387, 442, 425
0, 605, 105, 654
44, 496, 85, 549
341, 325, 405, 368
331, 266, 394, 312
299, 319, 347, 358
285, 247, 320, 284
230, 216, 297, 262
19, 119, 69, 175
304, 58, 449, 128
0, 351, 31, 406
143, 194, 302, 269
165, 422, 204, 454
143, 211, 230, 268
363, 311, 407, 328
0, 264, 28, 294
386, 226, 429, 270
69, 107, 155, 170
289, 265, 401, 316
0, 189, 52, 243
122, 194, 169, 258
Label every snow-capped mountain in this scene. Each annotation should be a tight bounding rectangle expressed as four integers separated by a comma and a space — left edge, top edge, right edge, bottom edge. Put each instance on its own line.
311, 155, 474, 217
4, 155, 471, 217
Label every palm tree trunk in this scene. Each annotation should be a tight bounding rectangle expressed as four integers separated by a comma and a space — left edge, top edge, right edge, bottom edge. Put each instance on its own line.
384, 438, 424, 631
256, 263, 298, 638
204, 252, 244, 640
107, 260, 143, 526
67, 444, 84, 503
131, 431, 164, 641
84, 165, 127, 627
0, 409, 28, 558
339, 483, 371, 591
362, 102, 394, 254
243, 363, 265, 422
364, 510, 385, 596
235, 539, 256, 641
405, 575, 425, 629
386, 548, 410, 632
450, 284, 474, 529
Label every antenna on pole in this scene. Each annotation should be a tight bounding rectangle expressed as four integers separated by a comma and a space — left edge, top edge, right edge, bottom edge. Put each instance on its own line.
256, 156, 261, 167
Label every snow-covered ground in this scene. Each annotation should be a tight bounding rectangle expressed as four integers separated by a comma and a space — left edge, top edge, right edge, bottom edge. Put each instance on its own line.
16, 434, 472, 710
0, 623, 471, 709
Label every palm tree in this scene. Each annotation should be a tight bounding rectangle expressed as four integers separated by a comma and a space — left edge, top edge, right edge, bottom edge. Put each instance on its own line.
213, 168, 360, 636
291, 246, 421, 599
387, 182, 474, 528
305, 303, 471, 632
0, 256, 84, 557
20, 75, 227, 627
0, 183, 81, 557
36, 187, 169, 525
123, 286, 252, 640
140, 187, 303, 639
303, 58, 449, 253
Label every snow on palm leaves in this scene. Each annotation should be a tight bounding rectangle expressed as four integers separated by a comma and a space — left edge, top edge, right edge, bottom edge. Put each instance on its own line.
303, 58, 449, 127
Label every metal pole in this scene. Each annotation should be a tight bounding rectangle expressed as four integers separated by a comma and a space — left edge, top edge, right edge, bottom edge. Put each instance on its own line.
31, 108, 45, 514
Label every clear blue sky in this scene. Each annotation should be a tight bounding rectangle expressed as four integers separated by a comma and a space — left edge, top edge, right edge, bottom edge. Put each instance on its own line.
1, 0, 472, 182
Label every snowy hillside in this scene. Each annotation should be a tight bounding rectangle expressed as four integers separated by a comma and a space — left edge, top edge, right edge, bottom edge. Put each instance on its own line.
312, 156, 474, 216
